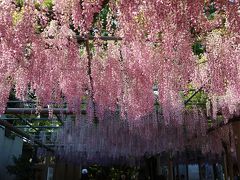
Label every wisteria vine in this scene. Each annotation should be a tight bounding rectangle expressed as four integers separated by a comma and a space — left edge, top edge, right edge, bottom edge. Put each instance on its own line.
0, 0, 240, 123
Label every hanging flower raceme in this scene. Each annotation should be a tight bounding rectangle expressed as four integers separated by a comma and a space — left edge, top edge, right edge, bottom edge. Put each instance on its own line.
120, 41, 155, 120
53, 109, 221, 165
91, 42, 123, 118
53, 0, 104, 34
205, 31, 240, 120
0, 79, 12, 115
225, 1, 240, 35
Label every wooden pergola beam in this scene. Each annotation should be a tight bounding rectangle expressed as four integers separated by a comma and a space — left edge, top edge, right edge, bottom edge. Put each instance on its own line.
15, 126, 61, 129
5, 108, 71, 115
0, 120, 54, 152
76, 35, 122, 42
0, 117, 59, 121
207, 117, 240, 134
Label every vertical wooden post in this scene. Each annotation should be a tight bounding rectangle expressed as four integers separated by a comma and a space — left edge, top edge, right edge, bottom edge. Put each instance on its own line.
213, 164, 217, 180
54, 160, 65, 180
223, 142, 234, 180
44, 152, 51, 180
65, 163, 74, 180
73, 165, 81, 180
228, 150, 234, 180
186, 164, 189, 180
176, 163, 179, 180
168, 154, 174, 180
223, 151, 228, 180
176, 152, 179, 179
198, 163, 202, 180
156, 155, 161, 177
232, 120, 240, 170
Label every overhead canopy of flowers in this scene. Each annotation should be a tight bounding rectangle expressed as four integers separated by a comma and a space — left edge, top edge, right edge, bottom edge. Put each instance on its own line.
0, 0, 240, 124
